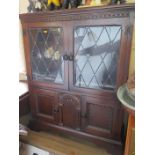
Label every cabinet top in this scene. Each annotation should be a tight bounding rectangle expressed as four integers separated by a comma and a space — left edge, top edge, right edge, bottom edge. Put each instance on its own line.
19, 3, 135, 23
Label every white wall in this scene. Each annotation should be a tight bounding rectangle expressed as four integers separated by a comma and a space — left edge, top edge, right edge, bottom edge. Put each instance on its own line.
19, 23, 26, 73
19, 0, 29, 14
19, 0, 29, 72
19, 0, 29, 96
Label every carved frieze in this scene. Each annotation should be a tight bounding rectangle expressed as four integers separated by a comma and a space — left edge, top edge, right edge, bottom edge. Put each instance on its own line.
59, 93, 80, 108
22, 11, 130, 23
20, 4, 135, 23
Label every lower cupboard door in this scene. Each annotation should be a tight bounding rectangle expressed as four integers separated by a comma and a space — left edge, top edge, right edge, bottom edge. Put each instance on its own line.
30, 88, 60, 125
81, 96, 123, 140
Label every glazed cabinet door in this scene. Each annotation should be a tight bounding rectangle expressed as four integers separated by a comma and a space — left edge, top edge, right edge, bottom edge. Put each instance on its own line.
24, 22, 69, 90
68, 18, 133, 94
81, 96, 123, 140
30, 88, 61, 125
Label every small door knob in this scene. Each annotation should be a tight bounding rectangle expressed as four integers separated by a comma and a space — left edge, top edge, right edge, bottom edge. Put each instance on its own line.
81, 113, 88, 118
63, 54, 74, 61
68, 55, 74, 61
63, 54, 69, 60
54, 107, 59, 113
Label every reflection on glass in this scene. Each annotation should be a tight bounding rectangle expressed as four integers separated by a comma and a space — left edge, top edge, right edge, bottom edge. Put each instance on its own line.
74, 26, 122, 89
29, 27, 64, 84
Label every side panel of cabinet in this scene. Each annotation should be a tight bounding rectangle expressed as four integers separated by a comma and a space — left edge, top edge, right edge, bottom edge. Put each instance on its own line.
81, 95, 123, 140
30, 88, 60, 125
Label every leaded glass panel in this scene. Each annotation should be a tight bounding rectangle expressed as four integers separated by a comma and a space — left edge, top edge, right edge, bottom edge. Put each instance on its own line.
29, 27, 64, 84
74, 26, 122, 89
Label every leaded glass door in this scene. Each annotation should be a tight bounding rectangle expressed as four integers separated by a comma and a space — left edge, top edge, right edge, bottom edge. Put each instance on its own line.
27, 24, 68, 89
69, 24, 123, 93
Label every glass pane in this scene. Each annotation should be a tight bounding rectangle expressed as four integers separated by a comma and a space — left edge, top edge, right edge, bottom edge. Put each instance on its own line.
29, 27, 64, 84
74, 26, 122, 90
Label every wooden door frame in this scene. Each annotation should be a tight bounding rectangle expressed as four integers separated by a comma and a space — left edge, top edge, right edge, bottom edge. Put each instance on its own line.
68, 18, 134, 95
30, 88, 61, 125
21, 21, 69, 90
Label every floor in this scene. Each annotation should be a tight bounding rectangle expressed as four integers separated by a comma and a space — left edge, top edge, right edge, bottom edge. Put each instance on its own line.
20, 129, 122, 155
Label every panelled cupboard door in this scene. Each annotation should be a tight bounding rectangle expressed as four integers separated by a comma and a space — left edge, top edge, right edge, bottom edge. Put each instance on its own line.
30, 88, 61, 125
81, 96, 122, 140
68, 17, 133, 94
59, 93, 81, 130
24, 22, 69, 90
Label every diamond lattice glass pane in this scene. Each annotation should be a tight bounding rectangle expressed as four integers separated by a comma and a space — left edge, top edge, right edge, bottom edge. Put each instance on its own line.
74, 26, 122, 89
29, 28, 64, 84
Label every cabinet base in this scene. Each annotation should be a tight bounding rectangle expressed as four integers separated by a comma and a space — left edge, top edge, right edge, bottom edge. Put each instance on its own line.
28, 120, 123, 155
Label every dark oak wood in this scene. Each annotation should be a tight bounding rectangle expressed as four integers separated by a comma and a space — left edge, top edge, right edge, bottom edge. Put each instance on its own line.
20, 3, 135, 151
59, 93, 81, 130
19, 92, 30, 117
30, 88, 61, 125
19, 4, 134, 23
81, 96, 123, 140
